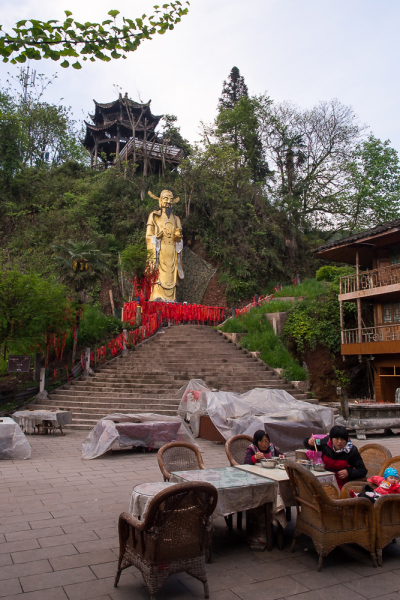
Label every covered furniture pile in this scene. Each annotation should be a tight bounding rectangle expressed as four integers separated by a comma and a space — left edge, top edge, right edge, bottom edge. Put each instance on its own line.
177, 379, 334, 449
82, 413, 197, 459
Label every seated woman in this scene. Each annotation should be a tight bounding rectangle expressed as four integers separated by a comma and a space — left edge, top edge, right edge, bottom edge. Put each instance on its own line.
304, 425, 367, 489
244, 430, 285, 465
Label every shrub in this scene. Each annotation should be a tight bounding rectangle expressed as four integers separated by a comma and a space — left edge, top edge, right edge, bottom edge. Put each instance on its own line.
220, 305, 307, 380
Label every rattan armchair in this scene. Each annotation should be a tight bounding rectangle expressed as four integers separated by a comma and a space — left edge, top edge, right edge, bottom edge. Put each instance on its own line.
340, 444, 392, 497
114, 482, 218, 600
359, 443, 392, 477
378, 456, 400, 477
374, 494, 400, 566
157, 442, 205, 481
225, 434, 253, 466
285, 460, 377, 571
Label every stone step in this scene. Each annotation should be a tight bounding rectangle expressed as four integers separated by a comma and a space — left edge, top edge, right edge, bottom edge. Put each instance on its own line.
38, 323, 317, 428
44, 399, 180, 409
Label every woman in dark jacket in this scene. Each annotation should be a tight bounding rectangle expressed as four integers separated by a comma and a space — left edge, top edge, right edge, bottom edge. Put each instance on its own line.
303, 425, 367, 489
244, 430, 285, 465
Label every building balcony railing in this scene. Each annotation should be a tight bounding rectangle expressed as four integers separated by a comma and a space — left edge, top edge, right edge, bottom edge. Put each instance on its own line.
342, 324, 400, 344
116, 137, 183, 164
340, 264, 400, 295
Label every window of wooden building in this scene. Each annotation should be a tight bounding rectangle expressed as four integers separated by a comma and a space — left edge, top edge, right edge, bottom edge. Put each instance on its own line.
384, 304, 392, 323
391, 245, 399, 265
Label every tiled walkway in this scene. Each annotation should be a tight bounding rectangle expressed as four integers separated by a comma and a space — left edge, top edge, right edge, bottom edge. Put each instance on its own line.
1, 431, 400, 600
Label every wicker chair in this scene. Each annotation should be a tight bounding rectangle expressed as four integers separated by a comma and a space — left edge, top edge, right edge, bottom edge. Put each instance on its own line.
157, 442, 205, 481
225, 434, 253, 466
375, 495, 400, 566
114, 482, 218, 600
224, 435, 253, 530
285, 460, 377, 571
341, 475, 400, 567
340, 444, 393, 497
378, 456, 400, 477
359, 443, 392, 477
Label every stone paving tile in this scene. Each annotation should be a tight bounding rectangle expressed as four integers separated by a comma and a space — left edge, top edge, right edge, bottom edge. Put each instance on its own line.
344, 571, 400, 598
284, 583, 367, 600
231, 574, 310, 599
291, 564, 363, 589
20, 565, 96, 593
50, 549, 118, 571
241, 557, 312, 580
0, 578, 22, 597
63, 574, 139, 600
3, 588, 69, 600
0, 559, 53, 581
11, 544, 78, 564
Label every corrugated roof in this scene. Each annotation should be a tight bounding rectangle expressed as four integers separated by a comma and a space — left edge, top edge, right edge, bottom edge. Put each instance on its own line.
316, 218, 400, 253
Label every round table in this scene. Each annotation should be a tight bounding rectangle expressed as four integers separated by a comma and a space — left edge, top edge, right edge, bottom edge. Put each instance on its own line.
129, 482, 175, 519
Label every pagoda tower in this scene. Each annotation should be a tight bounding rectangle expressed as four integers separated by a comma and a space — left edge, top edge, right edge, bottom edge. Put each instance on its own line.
82, 93, 183, 171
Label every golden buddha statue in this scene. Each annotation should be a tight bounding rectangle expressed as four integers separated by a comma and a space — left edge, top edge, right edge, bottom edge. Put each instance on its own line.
146, 190, 184, 301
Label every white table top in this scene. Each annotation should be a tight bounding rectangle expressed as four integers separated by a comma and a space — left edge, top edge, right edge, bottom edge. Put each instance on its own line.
0, 417, 18, 425
235, 463, 336, 482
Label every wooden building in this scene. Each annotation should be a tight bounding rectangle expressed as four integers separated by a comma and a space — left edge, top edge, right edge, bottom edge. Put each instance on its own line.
82, 93, 183, 170
316, 219, 400, 403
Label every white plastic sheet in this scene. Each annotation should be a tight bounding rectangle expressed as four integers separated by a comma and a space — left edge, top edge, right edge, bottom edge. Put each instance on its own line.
13, 410, 72, 434
177, 380, 334, 450
82, 413, 198, 459
0, 417, 31, 460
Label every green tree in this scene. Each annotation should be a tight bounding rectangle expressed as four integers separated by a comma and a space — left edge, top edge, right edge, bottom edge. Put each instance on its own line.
343, 134, 400, 232
121, 239, 153, 281
52, 239, 111, 300
160, 114, 191, 158
0, 91, 22, 184
260, 99, 363, 229
216, 95, 271, 183
0, 270, 72, 359
0, 4, 189, 68
218, 66, 248, 111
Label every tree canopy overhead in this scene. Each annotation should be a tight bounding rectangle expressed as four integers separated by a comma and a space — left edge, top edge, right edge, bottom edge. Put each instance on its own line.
0, 2, 189, 69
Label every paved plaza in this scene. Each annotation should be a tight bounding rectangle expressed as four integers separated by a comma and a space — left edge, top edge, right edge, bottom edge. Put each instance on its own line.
1, 431, 400, 600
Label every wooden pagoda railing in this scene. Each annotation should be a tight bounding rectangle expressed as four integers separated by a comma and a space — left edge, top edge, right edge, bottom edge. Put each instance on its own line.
116, 137, 184, 164
342, 324, 400, 344
340, 264, 400, 295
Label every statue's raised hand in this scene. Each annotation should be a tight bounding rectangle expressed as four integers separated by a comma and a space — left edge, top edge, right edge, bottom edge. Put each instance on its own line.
173, 229, 182, 241
156, 230, 164, 239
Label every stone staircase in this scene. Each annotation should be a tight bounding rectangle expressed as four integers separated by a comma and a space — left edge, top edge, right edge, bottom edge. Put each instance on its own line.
33, 325, 316, 430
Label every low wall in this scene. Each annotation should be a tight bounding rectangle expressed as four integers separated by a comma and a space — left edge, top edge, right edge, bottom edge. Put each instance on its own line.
265, 312, 288, 336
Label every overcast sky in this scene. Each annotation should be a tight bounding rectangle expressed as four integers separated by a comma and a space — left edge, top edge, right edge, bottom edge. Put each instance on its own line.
1, 0, 399, 150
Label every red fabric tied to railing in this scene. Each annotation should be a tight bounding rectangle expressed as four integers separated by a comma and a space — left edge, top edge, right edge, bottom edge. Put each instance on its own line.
122, 300, 225, 326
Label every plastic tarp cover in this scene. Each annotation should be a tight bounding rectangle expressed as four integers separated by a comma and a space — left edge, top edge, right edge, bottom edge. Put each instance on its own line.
82, 413, 198, 460
177, 380, 334, 452
0, 417, 31, 460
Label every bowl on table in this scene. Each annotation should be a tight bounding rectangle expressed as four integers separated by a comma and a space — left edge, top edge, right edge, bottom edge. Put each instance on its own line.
276, 457, 288, 465
297, 459, 312, 470
312, 463, 326, 472
260, 458, 277, 469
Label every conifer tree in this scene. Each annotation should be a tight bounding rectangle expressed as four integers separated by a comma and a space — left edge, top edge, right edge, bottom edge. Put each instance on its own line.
217, 67, 269, 183
218, 67, 249, 111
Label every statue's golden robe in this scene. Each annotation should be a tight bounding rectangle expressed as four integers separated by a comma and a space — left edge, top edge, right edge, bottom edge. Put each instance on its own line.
146, 209, 184, 301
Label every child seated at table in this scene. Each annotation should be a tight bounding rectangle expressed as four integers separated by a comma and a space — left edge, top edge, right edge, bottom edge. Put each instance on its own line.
244, 430, 285, 465
350, 468, 400, 503
304, 425, 367, 490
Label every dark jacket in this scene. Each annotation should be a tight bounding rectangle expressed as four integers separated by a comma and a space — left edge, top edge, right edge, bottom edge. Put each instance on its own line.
303, 435, 367, 481
244, 443, 281, 465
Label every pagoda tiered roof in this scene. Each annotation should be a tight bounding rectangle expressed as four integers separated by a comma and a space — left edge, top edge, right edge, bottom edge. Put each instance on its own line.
82, 93, 183, 170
